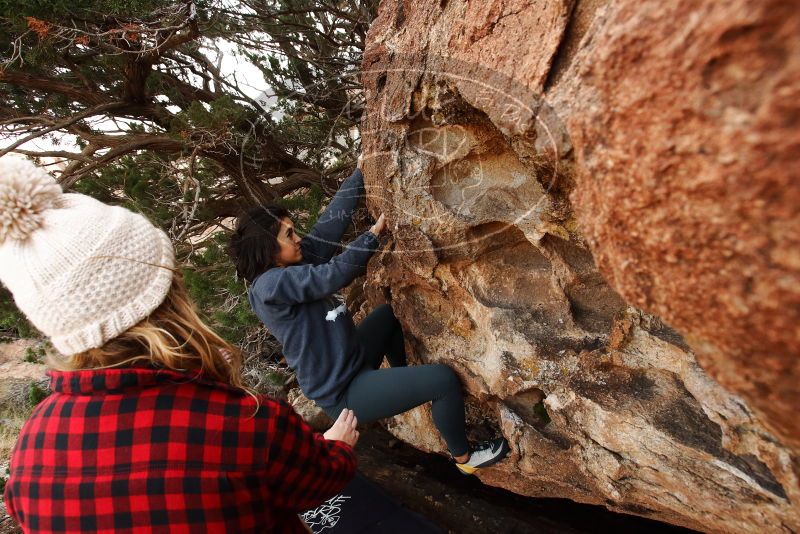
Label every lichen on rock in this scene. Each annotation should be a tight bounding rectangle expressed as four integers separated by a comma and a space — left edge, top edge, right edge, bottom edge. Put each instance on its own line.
357, 0, 800, 531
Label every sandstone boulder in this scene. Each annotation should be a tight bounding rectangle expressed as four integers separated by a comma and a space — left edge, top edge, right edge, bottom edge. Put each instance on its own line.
357, 0, 799, 531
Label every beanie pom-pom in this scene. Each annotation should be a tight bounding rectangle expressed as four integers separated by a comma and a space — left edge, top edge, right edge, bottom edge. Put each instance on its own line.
0, 158, 63, 245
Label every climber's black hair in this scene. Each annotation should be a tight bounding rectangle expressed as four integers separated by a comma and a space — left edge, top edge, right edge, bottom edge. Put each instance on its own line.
228, 204, 291, 283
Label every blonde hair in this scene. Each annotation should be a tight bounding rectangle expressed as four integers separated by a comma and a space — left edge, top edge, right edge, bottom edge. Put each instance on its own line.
51, 271, 257, 404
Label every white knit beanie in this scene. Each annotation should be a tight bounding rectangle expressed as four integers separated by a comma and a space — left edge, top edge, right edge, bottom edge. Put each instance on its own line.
0, 158, 175, 355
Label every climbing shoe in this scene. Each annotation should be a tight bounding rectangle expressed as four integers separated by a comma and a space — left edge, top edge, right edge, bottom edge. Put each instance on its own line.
455, 437, 510, 475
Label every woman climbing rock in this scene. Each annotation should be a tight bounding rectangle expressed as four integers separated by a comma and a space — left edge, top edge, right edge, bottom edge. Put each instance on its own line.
229, 158, 510, 475
0, 158, 358, 533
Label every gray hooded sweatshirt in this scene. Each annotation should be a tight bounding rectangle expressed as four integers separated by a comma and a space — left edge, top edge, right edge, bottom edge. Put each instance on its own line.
247, 169, 380, 407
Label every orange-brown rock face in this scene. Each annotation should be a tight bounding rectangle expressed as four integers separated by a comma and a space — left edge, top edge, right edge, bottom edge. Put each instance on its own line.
358, 0, 799, 531
569, 0, 800, 451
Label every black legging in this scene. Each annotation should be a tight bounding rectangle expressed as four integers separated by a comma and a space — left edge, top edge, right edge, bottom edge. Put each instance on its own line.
322, 304, 470, 457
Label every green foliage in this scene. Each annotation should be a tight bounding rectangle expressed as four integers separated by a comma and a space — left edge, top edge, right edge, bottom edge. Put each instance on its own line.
0, 0, 171, 20
0, 286, 38, 340
171, 96, 248, 134
27, 381, 49, 408
533, 400, 551, 426
0, 1, 177, 85
274, 183, 325, 235
263, 371, 288, 388
23, 346, 45, 364
181, 233, 259, 345
73, 152, 186, 228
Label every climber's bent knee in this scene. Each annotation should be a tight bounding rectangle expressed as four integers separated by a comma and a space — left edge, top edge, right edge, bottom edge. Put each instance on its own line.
427, 364, 463, 397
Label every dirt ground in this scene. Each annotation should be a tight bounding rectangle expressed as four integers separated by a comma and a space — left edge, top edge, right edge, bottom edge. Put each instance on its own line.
0, 340, 46, 381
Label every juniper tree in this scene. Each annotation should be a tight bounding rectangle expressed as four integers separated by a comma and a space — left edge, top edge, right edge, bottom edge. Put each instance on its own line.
0, 0, 377, 349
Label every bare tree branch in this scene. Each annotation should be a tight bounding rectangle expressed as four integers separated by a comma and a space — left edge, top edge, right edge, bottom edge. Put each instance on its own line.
60, 135, 185, 188
0, 102, 124, 157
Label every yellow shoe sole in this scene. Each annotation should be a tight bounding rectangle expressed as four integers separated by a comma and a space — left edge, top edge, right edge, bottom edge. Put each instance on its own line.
456, 463, 479, 475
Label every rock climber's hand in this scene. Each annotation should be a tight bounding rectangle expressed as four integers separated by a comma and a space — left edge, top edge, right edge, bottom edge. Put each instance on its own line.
323, 408, 360, 447
357, 153, 364, 169
369, 213, 386, 236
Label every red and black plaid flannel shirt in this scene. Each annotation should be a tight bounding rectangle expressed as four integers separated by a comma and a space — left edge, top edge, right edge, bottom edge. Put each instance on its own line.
4, 367, 355, 533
